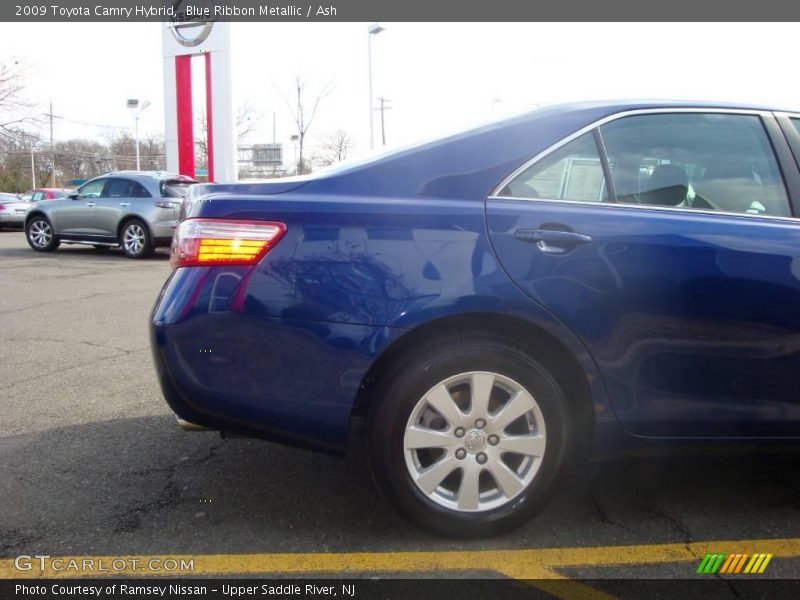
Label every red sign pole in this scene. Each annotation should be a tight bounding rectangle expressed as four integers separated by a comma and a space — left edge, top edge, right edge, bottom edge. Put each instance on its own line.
175, 55, 195, 178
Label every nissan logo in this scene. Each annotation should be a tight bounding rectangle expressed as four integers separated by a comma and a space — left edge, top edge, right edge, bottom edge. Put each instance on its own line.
168, 0, 215, 48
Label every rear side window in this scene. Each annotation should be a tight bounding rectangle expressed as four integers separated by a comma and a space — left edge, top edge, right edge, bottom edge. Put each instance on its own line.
792, 118, 800, 136
162, 181, 195, 198
499, 133, 607, 202
600, 113, 791, 217
103, 179, 152, 198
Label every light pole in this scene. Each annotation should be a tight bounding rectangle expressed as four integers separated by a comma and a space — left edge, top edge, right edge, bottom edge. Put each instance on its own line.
290, 134, 299, 174
367, 23, 385, 150
126, 98, 151, 171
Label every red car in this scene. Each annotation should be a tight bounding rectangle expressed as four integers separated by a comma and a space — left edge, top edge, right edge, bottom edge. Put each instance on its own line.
19, 188, 73, 201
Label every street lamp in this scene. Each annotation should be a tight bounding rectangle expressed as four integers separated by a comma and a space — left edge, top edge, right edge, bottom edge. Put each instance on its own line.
126, 98, 151, 171
367, 22, 385, 150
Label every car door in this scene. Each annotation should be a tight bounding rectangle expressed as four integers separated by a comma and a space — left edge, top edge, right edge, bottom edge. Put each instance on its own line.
54, 179, 104, 235
487, 110, 800, 437
94, 178, 151, 238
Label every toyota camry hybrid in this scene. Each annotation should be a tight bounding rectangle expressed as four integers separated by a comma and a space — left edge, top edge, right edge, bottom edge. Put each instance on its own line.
150, 100, 800, 537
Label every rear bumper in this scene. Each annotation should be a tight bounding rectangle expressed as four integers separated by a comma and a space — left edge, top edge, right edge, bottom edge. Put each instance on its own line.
150, 267, 398, 453
0, 212, 25, 225
150, 221, 177, 247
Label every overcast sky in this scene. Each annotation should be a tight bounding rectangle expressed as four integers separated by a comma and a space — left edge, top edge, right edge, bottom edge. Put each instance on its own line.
1, 22, 798, 162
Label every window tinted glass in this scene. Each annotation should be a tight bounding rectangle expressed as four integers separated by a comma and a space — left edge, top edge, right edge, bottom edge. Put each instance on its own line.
162, 181, 194, 198
499, 133, 607, 202
104, 179, 132, 198
78, 180, 105, 198
600, 113, 790, 217
128, 181, 151, 198
792, 118, 800, 136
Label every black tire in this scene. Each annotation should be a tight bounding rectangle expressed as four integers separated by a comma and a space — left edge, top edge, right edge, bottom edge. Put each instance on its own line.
367, 335, 571, 538
119, 218, 154, 259
25, 215, 60, 252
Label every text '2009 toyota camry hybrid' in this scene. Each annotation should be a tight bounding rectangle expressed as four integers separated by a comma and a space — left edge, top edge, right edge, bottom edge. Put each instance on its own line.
150, 100, 800, 538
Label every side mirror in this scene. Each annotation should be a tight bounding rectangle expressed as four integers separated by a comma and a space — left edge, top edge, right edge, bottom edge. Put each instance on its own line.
68, 192, 80, 200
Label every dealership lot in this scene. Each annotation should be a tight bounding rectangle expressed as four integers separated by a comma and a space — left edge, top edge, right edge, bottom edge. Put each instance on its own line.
1, 230, 799, 585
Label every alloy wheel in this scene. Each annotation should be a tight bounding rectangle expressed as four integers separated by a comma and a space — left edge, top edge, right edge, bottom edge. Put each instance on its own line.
29, 220, 52, 248
123, 223, 145, 256
403, 371, 546, 512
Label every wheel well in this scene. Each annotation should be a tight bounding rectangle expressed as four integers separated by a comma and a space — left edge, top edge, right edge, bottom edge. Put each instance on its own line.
354, 313, 594, 446
117, 216, 149, 241
25, 211, 48, 227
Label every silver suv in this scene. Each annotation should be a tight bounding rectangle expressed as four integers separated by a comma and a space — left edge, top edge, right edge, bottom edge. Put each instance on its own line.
24, 171, 197, 258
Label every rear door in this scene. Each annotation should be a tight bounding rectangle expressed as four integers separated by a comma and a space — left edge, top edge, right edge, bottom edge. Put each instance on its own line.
487, 110, 800, 437
95, 178, 152, 237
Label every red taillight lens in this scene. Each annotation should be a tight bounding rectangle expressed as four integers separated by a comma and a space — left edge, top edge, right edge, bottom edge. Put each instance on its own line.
0, 204, 5, 210
170, 219, 287, 269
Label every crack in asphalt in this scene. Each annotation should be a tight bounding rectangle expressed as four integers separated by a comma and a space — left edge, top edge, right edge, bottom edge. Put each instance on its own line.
0, 290, 143, 317
0, 528, 41, 556
0, 347, 150, 392
586, 472, 635, 534
3, 336, 144, 357
113, 442, 225, 534
765, 465, 800, 511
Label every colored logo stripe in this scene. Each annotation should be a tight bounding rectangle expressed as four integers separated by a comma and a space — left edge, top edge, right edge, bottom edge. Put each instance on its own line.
700, 553, 773, 574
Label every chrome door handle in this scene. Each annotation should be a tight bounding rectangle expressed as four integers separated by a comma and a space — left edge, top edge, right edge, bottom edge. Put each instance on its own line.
119, 203, 130, 207
85, 202, 96, 207
514, 229, 592, 254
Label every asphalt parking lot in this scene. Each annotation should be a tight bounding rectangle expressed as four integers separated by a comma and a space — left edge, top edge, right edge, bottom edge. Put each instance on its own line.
1, 230, 799, 591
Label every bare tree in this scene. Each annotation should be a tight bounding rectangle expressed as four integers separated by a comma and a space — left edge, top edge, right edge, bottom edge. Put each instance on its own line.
195, 103, 260, 169
283, 77, 334, 174
312, 129, 352, 167
0, 60, 37, 143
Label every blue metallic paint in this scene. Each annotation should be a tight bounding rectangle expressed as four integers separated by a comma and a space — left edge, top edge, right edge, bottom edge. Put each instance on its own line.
151, 100, 800, 454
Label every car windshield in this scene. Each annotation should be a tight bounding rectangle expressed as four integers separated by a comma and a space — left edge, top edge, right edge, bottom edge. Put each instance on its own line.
162, 181, 195, 198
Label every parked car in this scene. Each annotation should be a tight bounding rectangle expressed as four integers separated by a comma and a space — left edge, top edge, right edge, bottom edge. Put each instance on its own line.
150, 101, 800, 538
20, 188, 74, 201
0, 192, 31, 230
24, 172, 197, 258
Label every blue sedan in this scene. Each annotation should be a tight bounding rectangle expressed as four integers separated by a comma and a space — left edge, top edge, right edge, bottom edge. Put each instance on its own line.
150, 100, 800, 537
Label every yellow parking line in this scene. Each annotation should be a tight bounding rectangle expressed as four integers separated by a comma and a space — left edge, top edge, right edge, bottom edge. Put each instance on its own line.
2, 538, 798, 584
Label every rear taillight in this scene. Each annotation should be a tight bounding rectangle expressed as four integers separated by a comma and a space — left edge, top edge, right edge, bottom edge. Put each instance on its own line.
171, 218, 286, 269
0, 205, 5, 210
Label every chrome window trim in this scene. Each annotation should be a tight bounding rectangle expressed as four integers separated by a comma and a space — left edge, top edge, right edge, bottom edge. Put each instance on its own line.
491, 107, 780, 204
487, 195, 800, 225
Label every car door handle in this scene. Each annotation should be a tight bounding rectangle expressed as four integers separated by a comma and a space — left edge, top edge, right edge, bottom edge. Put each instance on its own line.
85, 202, 96, 207
514, 229, 592, 254
119, 202, 130, 207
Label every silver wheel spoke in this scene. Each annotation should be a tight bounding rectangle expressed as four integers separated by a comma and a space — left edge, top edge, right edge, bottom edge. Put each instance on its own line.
487, 459, 526, 498
425, 384, 464, 427
404, 371, 546, 513
457, 464, 482, 510
470, 372, 494, 418
489, 390, 535, 432
415, 455, 458, 494
498, 433, 545, 457
405, 426, 458, 450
